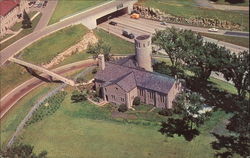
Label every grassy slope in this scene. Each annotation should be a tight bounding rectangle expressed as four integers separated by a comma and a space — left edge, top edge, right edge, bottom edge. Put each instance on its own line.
0, 85, 53, 148
49, 0, 109, 25
199, 32, 249, 48
20, 93, 227, 158
95, 29, 135, 55
0, 25, 87, 97
20, 24, 88, 65
140, 0, 249, 31
0, 13, 42, 51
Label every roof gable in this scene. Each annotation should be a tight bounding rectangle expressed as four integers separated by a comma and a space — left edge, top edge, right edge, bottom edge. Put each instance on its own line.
95, 61, 176, 94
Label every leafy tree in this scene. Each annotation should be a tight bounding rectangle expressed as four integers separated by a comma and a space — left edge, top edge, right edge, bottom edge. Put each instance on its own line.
184, 42, 231, 81
152, 28, 203, 68
22, 10, 32, 29
222, 50, 249, 99
152, 27, 185, 67
86, 41, 112, 61
153, 61, 186, 79
160, 92, 211, 141
0, 144, 47, 158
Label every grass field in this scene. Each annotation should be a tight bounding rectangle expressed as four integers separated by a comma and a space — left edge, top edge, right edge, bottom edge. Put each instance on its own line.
57, 28, 136, 66
19, 92, 231, 158
0, 25, 87, 97
95, 29, 135, 55
49, 0, 109, 25
0, 13, 42, 51
199, 32, 249, 48
139, 0, 249, 31
0, 85, 53, 148
20, 24, 88, 65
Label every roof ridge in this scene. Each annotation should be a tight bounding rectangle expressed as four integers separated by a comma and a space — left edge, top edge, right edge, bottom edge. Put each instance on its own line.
107, 61, 175, 81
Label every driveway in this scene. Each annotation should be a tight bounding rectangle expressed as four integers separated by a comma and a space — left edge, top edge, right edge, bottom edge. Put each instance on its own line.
33, 0, 58, 31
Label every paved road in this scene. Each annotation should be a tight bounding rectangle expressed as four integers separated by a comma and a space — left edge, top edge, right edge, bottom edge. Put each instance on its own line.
102, 15, 248, 53
98, 18, 237, 83
33, 0, 58, 31
0, 0, 132, 66
0, 59, 96, 119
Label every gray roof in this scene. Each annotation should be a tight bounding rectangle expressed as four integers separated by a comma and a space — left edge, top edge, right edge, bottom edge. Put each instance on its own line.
95, 61, 176, 94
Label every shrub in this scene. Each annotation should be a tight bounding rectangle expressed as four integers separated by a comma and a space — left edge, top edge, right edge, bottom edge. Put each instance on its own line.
92, 68, 98, 74
158, 108, 173, 116
71, 90, 87, 103
118, 104, 128, 112
133, 97, 141, 106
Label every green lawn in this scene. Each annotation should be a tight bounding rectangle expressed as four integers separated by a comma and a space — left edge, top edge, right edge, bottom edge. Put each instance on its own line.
11, 11, 38, 32
49, 0, 109, 25
95, 29, 135, 55
0, 85, 53, 148
140, 0, 249, 31
0, 13, 42, 51
199, 32, 249, 48
0, 25, 88, 97
20, 24, 88, 65
19, 92, 230, 158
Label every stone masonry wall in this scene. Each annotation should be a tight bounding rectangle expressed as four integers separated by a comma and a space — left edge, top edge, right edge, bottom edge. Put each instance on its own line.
133, 5, 242, 30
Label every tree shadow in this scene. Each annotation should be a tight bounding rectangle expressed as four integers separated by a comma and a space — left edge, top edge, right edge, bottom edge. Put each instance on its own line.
159, 118, 200, 141
211, 133, 250, 158
24, 66, 63, 84
185, 77, 239, 113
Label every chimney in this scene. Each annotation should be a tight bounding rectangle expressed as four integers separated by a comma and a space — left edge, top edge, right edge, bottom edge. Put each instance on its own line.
98, 54, 105, 70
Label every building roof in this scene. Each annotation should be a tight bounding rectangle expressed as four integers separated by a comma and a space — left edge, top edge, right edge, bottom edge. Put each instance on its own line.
0, 0, 20, 16
95, 60, 175, 94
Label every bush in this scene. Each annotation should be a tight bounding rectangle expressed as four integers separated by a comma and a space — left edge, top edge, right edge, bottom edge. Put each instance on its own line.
158, 108, 173, 116
133, 97, 141, 106
92, 68, 98, 74
118, 104, 128, 112
71, 90, 87, 103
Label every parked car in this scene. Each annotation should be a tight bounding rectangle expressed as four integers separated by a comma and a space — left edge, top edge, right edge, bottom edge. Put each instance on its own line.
122, 30, 135, 39
130, 13, 140, 19
109, 21, 117, 26
43, 1, 48, 7
208, 28, 219, 32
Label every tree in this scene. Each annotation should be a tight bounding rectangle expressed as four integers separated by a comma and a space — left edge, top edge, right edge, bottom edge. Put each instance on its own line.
0, 144, 47, 158
222, 50, 249, 99
22, 10, 32, 29
152, 28, 203, 68
160, 92, 212, 141
184, 42, 231, 81
152, 27, 185, 67
86, 41, 112, 61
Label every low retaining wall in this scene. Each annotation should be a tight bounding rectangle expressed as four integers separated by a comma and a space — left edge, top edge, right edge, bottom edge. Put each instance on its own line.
133, 5, 243, 31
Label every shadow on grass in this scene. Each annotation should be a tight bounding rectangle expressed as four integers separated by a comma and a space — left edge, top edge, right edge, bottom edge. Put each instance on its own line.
24, 66, 63, 84
186, 77, 239, 113
159, 118, 200, 141
211, 133, 250, 158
